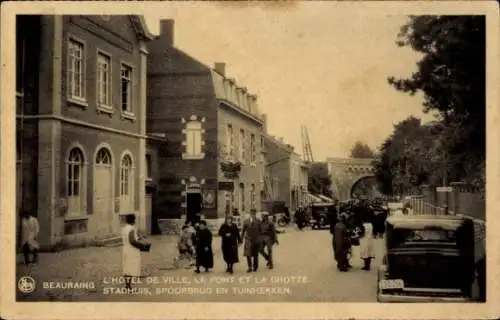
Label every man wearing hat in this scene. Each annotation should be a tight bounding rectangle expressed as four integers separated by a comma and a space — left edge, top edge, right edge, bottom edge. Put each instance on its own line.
259, 212, 278, 269
332, 212, 350, 272
241, 209, 262, 272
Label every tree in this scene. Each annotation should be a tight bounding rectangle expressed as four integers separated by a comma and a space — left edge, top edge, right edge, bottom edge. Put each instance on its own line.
372, 116, 443, 196
350, 141, 376, 159
308, 162, 332, 197
388, 15, 486, 189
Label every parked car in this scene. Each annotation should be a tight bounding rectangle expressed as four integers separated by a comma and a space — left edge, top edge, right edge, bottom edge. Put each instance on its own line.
377, 214, 477, 302
310, 203, 335, 229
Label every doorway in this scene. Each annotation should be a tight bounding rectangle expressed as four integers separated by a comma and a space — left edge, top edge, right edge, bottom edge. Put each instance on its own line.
186, 192, 202, 223
94, 148, 114, 235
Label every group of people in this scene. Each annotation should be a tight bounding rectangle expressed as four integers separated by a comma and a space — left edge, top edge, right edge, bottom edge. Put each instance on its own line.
176, 210, 279, 274
330, 201, 378, 272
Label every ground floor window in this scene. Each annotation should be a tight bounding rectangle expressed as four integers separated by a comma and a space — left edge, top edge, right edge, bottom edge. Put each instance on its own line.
120, 153, 134, 213
67, 147, 86, 216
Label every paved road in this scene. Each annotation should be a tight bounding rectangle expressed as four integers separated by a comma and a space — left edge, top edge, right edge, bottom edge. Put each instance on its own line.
100, 227, 384, 302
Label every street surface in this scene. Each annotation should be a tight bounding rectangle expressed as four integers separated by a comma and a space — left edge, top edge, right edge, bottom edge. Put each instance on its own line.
108, 228, 384, 302
17, 227, 384, 302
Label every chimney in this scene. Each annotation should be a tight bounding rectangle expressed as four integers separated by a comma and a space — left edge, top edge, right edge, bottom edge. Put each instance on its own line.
160, 19, 174, 46
214, 62, 226, 76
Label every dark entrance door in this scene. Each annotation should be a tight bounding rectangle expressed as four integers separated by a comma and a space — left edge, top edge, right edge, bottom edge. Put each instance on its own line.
186, 193, 202, 224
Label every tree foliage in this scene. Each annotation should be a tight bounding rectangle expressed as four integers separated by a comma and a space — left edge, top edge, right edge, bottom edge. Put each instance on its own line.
350, 141, 376, 159
308, 162, 332, 196
380, 15, 485, 193
373, 116, 445, 195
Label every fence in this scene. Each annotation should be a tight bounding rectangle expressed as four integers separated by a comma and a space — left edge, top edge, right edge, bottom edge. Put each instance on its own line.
404, 184, 485, 262
407, 195, 446, 215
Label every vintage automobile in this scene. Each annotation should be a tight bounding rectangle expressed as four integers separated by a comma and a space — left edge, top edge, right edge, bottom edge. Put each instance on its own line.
310, 202, 336, 229
377, 214, 476, 302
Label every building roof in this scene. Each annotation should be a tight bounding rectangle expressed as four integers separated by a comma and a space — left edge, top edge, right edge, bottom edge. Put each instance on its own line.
263, 134, 294, 152
129, 15, 155, 40
386, 214, 471, 230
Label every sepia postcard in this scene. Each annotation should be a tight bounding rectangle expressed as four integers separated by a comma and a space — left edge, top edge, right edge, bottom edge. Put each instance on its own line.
1, 1, 499, 319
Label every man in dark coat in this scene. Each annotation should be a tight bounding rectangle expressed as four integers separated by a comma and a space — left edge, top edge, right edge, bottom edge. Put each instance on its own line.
218, 216, 241, 274
241, 209, 262, 272
194, 220, 214, 273
333, 213, 350, 272
259, 213, 278, 269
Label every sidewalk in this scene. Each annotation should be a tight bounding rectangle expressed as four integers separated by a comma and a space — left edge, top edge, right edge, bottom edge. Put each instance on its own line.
16, 235, 222, 301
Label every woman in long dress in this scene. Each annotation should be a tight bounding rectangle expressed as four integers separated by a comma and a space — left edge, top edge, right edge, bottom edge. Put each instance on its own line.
218, 216, 241, 274
194, 220, 214, 273
122, 214, 142, 289
359, 216, 375, 271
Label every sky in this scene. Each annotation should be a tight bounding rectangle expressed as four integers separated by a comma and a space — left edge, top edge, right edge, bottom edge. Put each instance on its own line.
143, 1, 433, 161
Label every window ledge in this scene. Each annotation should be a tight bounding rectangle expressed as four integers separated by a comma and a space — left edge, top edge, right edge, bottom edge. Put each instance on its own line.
182, 153, 205, 160
97, 104, 114, 115
146, 177, 153, 182
119, 211, 138, 216
67, 97, 89, 109
16, 92, 24, 98
64, 215, 89, 222
121, 111, 136, 121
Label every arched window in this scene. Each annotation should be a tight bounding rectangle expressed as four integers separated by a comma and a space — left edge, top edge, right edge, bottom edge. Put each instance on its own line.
95, 148, 112, 165
239, 183, 245, 213
120, 154, 134, 213
67, 147, 85, 216
183, 120, 204, 159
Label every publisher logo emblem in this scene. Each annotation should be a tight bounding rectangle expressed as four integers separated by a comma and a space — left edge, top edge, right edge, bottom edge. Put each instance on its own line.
18, 276, 36, 294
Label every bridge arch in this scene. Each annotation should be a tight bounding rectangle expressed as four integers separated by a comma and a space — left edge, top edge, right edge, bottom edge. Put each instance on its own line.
350, 175, 378, 199
327, 157, 376, 201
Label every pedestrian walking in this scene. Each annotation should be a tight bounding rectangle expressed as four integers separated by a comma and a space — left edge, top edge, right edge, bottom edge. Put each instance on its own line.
241, 209, 262, 272
218, 216, 242, 274
259, 212, 279, 269
20, 211, 40, 265
194, 220, 214, 273
359, 217, 375, 271
333, 213, 350, 272
122, 214, 150, 289
174, 224, 196, 269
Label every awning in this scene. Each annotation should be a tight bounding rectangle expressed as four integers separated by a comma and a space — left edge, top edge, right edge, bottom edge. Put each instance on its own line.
317, 195, 335, 203
305, 193, 324, 205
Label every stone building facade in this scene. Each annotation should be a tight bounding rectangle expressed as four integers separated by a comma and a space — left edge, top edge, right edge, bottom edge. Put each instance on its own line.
147, 20, 265, 233
16, 15, 154, 249
263, 135, 309, 212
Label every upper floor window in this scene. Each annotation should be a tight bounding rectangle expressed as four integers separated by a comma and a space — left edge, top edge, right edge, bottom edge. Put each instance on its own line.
183, 120, 204, 159
250, 184, 256, 210
97, 52, 111, 107
239, 129, 245, 162
250, 134, 256, 163
227, 124, 234, 158
121, 64, 132, 113
67, 147, 86, 216
120, 154, 134, 213
239, 183, 245, 213
146, 154, 152, 180
68, 39, 85, 100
